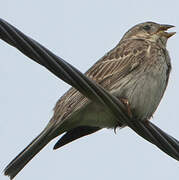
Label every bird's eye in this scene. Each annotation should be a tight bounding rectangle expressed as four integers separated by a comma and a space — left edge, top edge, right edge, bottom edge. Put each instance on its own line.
143, 25, 151, 31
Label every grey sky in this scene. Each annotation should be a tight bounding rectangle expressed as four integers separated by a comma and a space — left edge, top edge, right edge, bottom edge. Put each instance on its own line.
0, 1, 179, 179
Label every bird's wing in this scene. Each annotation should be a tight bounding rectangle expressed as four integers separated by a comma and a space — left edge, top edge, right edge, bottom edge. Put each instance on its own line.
52, 39, 149, 123
51, 39, 150, 149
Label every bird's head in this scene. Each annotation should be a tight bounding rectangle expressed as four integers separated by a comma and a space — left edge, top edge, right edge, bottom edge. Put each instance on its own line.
122, 22, 176, 46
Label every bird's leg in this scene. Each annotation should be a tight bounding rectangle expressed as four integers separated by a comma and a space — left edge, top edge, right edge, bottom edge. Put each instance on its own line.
119, 98, 133, 118
114, 98, 132, 134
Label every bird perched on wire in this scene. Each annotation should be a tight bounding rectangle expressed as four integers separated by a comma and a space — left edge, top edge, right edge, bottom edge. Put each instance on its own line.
4, 21, 175, 179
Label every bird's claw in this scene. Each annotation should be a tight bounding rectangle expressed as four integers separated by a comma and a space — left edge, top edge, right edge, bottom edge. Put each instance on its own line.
120, 98, 133, 118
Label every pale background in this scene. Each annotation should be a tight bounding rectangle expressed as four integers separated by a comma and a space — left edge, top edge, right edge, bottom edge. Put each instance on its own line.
0, 1, 179, 180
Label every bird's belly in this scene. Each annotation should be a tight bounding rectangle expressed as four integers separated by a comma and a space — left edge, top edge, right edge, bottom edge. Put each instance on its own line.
65, 101, 119, 129
115, 70, 168, 121
63, 66, 168, 129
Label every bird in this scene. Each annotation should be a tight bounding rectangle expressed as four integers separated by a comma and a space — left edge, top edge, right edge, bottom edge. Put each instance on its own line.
4, 21, 175, 179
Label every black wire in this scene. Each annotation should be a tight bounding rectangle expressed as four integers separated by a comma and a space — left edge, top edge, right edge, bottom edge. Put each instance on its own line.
0, 18, 178, 161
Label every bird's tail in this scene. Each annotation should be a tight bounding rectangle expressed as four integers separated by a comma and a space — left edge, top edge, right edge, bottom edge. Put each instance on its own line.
4, 125, 54, 179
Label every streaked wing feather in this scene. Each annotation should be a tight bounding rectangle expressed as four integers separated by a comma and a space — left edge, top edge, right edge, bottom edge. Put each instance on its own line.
52, 39, 148, 123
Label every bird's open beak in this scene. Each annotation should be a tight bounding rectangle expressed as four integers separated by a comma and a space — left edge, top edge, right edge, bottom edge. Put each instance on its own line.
157, 24, 176, 38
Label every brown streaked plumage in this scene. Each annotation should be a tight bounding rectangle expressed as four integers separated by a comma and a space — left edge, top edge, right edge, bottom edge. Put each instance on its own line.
4, 22, 175, 179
